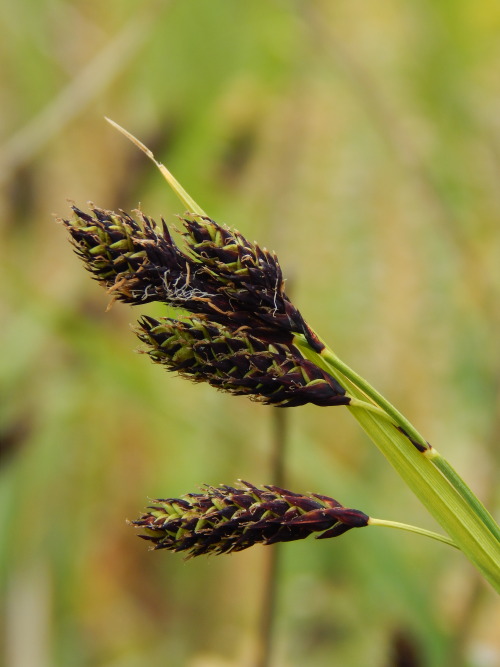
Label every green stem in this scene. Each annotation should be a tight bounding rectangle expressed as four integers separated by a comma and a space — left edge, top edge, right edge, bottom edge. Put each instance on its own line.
349, 397, 397, 421
294, 335, 500, 592
320, 343, 429, 451
325, 340, 500, 545
368, 517, 458, 549
426, 448, 500, 542
297, 334, 500, 543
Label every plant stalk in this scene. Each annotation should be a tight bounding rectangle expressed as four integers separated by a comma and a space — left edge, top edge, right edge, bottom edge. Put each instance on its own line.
318, 341, 500, 543
368, 518, 457, 549
295, 335, 500, 592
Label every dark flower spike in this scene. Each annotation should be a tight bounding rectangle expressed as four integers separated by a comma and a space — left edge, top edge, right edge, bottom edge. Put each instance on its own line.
132, 481, 369, 557
62, 205, 323, 350
137, 316, 349, 408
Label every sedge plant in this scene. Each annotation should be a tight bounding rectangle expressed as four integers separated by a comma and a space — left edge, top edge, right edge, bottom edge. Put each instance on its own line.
59, 119, 500, 592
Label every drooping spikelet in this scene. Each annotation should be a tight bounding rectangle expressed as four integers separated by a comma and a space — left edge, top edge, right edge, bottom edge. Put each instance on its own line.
137, 316, 349, 407
132, 481, 369, 557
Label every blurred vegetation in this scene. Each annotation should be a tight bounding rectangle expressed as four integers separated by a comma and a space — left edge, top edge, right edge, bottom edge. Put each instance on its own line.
1, 1, 500, 665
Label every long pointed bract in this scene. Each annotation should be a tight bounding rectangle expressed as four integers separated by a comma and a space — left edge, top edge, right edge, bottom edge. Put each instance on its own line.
105, 117, 207, 216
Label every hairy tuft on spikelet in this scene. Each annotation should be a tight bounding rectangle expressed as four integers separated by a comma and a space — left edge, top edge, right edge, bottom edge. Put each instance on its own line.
61, 206, 323, 349
132, 481, 369, 557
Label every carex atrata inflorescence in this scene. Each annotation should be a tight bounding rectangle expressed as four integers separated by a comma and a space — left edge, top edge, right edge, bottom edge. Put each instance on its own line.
62, 205, 349, 408
132, 481, 369, 557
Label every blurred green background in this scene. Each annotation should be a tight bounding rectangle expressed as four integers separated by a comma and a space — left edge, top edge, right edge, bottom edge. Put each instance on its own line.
1, 1, 499, 665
